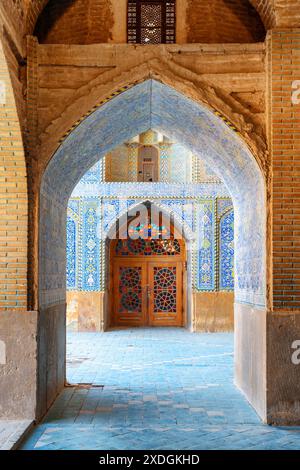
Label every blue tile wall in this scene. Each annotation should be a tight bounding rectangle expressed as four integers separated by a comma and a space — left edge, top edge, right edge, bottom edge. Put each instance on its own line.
198, 200, 215, 291
220, 210, 235, 291
66, 216, 77, 289
80, 161, 103, 184
81, 200, 101, 291
43, 79, 266, 308
67, 195, 234, 293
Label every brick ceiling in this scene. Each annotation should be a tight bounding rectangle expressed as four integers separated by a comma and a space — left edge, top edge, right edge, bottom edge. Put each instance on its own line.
24, 0, 300, 40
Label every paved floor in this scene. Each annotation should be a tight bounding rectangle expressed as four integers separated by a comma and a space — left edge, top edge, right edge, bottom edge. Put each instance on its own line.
21, 328, 300, 450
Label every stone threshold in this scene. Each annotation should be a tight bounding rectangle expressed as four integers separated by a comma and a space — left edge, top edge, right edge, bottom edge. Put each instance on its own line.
0, 420, 34, 450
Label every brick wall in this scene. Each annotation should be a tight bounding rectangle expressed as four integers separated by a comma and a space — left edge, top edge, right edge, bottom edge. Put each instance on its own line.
34, 43, 266, 168
0, 0, 25, 50
23, 0, 300, 44
34, 0, 114, 44
250, 0, 276, 29
273, 0, 300, 28
0, 41, 28, 310
25, 0, 48, 37
186, 0, 266, 43
33, 0, 266, 45
271, 29, 300, 310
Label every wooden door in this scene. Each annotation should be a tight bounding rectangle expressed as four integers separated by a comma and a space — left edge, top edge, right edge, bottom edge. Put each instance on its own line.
148, 262, 183, 326
113, 259, 147, 326
110, 238, 185, 327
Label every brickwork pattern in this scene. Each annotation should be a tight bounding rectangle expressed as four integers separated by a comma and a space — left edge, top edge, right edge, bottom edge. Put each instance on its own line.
187, 0, 266, 43
0, 42, 28, 310
272, 0, 300, 28
34, 0, 114, 45
25, 0, 48, 37
271, 29, 300, 310
0, 0, 297, 50
250, 0, 276, 29
35, 43, 267, 171
20, 329, 300, 450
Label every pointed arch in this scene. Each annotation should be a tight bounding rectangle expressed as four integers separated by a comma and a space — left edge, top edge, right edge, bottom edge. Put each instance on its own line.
41, 79, 266, 308
38, 78, 267, 420
25, 0, 278, 39
105, 198, 195, 242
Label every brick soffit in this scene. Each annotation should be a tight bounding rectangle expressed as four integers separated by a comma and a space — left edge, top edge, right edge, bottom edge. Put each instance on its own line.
24, 0, 291, 36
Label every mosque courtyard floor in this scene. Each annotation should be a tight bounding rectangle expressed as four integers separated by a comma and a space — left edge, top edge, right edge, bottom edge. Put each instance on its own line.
20, 328, 300, 450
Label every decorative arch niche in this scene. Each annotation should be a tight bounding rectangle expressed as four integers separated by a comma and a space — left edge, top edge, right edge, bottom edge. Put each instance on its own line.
105, 200, 189, 328
38, 79, 267, 420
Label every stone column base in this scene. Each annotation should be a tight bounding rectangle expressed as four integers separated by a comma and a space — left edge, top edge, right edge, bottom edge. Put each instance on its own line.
0, 311, 38, 420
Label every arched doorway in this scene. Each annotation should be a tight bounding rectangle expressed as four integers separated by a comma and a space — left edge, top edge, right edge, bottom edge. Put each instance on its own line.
109, 211, 186, 327
38, 79, 266, 420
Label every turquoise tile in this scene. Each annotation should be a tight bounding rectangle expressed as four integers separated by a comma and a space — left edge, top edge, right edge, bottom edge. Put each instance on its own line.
21, 329, 300, 450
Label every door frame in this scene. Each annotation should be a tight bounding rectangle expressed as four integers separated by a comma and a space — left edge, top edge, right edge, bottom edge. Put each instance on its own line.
108, 238, 187, 328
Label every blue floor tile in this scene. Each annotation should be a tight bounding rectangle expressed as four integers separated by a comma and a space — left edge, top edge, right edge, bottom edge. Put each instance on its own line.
20, 328, 300, 450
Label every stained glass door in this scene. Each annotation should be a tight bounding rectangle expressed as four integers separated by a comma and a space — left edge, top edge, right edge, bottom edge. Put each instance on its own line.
111, 238, 185, 327
113, 260, 147, 326
148, 262, 183, 326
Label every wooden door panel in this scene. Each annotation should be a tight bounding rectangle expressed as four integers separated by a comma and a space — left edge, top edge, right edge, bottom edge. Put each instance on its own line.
113, 260, 147, 326
148, 262, 183, 327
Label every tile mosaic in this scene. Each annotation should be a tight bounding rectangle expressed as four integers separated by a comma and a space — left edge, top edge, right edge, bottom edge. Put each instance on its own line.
20, 329, 300, 450
67, 196, 234, 294
42, 79, 265, 309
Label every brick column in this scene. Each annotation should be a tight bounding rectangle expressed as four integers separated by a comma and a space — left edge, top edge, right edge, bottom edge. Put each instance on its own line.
0, 39, 38, 420
0, 40, 28, 310
267, 29, 300, 425
271, 29, 300, 311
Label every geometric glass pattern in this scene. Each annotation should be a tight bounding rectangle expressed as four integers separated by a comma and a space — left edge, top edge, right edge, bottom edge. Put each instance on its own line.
119, 267, 142, 313
220, 210, 234, 291
128, 1, 176, 44
151, 239, 180, 255
154, 267, 177, 312
116, 239, 181, 256
141, 4, 162, 44
128, 222, 169, 238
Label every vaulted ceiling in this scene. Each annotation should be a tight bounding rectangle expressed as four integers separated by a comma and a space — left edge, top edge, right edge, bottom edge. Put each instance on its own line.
24, 0, 300, 37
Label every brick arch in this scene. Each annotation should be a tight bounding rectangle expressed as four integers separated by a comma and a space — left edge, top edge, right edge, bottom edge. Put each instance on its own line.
24, 0, 114, 42
0, 40, 28, 311
38, 65, 268, 181
24, 0, 280, 40
248, 0, 276, 29
33, 0, 114, 45
40, 79, 266, 310
186, 0, 266, 43
24, 0, 300, 40
25, 0, 49, 36
37, 78, 267, 420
